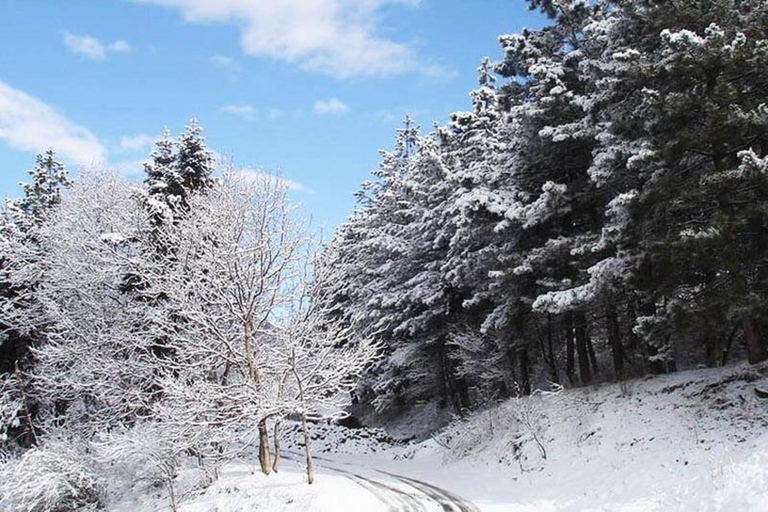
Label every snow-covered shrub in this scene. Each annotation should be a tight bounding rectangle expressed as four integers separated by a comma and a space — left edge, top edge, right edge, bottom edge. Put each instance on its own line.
0, 440, 105, 512
435, 403, 521, 464
96, 422, 191, 511
435, 384, 562, 469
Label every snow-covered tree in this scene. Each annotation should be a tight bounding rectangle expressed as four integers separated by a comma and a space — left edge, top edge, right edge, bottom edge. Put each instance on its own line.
320, 0, 768, 428
133, 170, 378, 480
321, 121, 475, 423
3, 170, 157, 437
5, 149, 71, 231
140, 118, 214, 233
0, 149, 72, 448
273, 257, 380, 483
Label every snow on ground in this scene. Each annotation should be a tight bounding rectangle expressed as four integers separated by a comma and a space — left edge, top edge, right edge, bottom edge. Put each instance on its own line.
182, 460, 384, 512
149, 362, 768, 511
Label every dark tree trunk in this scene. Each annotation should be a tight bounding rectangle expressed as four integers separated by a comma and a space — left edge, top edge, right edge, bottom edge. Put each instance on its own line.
564, 311, 576, 385
518, 348, 531, 396
743, 317, 768, 364
439, 337, 467, 415
606, 302, 625, 381
721, 324, 739, 366
587, 336, 599, 378
537, 314, 560, 384
626, 298, 642, 377
514, 305, 531, 395
574, 310, 593, 385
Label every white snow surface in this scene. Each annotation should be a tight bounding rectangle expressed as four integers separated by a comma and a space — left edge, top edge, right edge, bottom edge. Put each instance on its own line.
116, 362, 768, 511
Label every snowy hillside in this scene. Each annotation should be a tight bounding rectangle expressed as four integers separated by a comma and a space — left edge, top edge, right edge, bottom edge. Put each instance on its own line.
139, 362, 768, 511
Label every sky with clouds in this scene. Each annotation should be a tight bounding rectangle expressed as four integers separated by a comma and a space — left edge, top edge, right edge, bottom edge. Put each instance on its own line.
0, 0, 542, 230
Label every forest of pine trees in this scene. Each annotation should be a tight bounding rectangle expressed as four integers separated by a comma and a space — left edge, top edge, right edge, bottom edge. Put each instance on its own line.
319, 0, 768, 423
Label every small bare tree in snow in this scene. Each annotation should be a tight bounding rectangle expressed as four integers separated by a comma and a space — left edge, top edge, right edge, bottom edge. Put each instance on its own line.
270, 257, 380, 483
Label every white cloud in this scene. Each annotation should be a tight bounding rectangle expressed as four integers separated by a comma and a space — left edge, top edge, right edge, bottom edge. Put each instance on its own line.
222, 104, 256, 119
63, 32, 132, 60
119, 134, 155, 153
64, 33, 106, 59
313, 97, 349, 116
132, 0, 423, 78
108, 40, 133, 53
0, 81, 107, 166
267, 108, 284, 120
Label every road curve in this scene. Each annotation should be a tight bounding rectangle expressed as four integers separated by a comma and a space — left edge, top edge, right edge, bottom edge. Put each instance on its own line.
306, 454, 480, 512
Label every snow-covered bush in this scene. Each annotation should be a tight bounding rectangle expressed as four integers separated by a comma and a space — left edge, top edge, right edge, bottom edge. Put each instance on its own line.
96, 422, 194, 511
0, 440, 104, 512
435, 384, 562, 469
435, 403, 521, 464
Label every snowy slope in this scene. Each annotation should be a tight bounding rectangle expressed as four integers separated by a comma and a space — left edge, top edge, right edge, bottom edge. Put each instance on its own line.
157, 362, 768, 511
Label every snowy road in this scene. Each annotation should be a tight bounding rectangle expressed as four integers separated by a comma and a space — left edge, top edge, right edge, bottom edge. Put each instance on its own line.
307, 455, 479, 512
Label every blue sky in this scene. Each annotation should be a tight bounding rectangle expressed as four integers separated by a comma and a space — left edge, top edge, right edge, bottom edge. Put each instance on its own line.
0, 0, 542, 230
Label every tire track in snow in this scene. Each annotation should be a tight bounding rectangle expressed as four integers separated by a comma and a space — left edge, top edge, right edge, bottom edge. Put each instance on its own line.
345, 472, 425, 512
376, 470, 480, 512
285, 452, 477, 512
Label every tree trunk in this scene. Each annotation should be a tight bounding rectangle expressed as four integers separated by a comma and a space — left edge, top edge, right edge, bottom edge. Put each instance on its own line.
574, 310, 592, 385
625, 298, 642, 376
564, 311, 576, 385
537, 314, 560, 383
272, 421, 282, 473
439, 337, 465, 416
587, 336, 599, 378
257, 419, 271, 475
513, 306, 531, 395
705, 329, 720, 367
721, 324, 739, 366
743, 317, 768, 364
166, 478, 178, 512
606, 302, 625, 381
518, 348, 531, 396
13, 361, 38, 446
301, 413, 315, 484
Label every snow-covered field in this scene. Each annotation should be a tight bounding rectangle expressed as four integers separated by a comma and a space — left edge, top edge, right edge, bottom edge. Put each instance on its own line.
124, 362, 768, 511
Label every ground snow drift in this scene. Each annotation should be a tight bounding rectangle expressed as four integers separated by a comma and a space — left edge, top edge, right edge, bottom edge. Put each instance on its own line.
124, 362, 768, 511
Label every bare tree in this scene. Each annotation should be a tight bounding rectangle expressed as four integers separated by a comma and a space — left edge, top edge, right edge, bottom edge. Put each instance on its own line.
271, 258, 381, 484
137, 171, 310, 475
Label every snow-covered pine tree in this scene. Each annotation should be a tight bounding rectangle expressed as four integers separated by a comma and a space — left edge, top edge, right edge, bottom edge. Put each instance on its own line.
440, 60, 524, 399
0, 150, 71, 447
141, 118, 214, 231
450, 0, 607, 389
562, 0, 768, 371
5, 149, 71, 231
319, 0, 768, 429
176, 117, 215, 197
320, 119, 475, 424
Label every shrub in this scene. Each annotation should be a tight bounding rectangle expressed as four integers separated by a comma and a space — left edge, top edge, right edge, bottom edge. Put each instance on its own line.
0, 440, 105, 512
